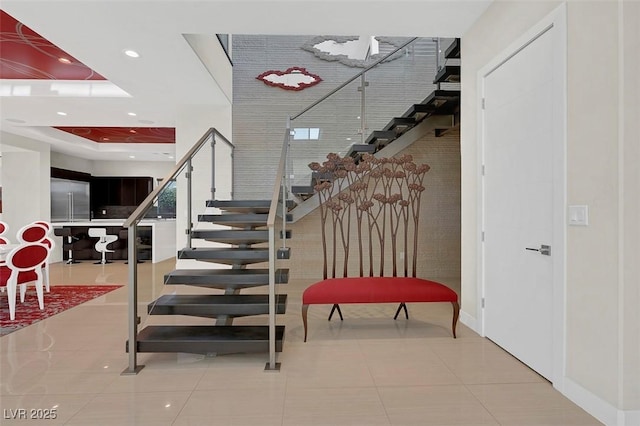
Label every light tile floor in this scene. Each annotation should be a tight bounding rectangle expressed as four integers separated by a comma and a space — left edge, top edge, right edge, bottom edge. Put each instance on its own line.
1, 260, 602, 425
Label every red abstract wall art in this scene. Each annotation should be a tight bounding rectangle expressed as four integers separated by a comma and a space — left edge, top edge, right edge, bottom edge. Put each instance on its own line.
256, 67, 322, 91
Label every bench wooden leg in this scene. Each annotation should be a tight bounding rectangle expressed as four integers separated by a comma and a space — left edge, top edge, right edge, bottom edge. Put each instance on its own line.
393, 302, 409, 320
302, 304, 309, 342
451, 301, 460, 338
328, 304, 343, 321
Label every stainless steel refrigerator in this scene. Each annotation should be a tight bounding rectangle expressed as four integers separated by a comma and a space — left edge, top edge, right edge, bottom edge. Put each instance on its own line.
51, 178, 90, 222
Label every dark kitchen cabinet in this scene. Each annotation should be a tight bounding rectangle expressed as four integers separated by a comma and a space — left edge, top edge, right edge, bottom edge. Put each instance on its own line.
90, 177, 153, 216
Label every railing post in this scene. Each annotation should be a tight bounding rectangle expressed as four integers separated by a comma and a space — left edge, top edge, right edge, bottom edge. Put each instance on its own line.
359, 73, 368, 144
435, 38, 442, 90
267, 226, 276, 370
186, 159, 193, 249
122, 223, 144, 375
211, 133, 216, 201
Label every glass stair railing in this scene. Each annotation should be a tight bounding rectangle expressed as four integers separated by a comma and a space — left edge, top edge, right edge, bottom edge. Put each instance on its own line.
287, 37, 461, 203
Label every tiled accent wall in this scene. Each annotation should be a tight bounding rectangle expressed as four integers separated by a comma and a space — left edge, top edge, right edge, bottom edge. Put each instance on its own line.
285, 128, 461, 282
232, 35, 451, 199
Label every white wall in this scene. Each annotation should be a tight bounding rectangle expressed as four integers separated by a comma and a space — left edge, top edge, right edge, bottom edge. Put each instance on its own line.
0, 132, 51, 232
51, 151, 173, 180
461, 0, 640, 421
50, 151, 93, 174
620, 0, 640, 413
175, 104, 233, 263
91, 160, 173, 180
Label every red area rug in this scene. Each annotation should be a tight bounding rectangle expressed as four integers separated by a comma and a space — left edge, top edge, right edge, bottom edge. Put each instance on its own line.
0, 285, 122, 336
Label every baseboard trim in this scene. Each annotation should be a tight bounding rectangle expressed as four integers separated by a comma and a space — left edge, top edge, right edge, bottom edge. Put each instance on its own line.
459, 310, 481, 335
563, 377, 639, 425
620, 409, 640, 426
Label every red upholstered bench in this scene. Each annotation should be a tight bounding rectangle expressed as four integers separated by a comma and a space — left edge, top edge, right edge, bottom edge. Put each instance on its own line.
302, 277, 460, 341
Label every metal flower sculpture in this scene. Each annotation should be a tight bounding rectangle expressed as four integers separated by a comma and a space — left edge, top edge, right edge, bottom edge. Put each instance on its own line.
310, 153, 430, 279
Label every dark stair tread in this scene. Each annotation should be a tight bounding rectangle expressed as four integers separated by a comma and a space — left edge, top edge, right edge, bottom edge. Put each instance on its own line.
444, 38, 460, 59
292, 185, 315, 197
311, 171, 334, 183
206, 199, 295, 213
128, 325, 285, 355
291, 185, 316, 201
191, 229, 291, 244
198, 213, 268, 228
433, 65, 461, 84
191, 229, 269, 244
198, 213, 292, 227
178, 247, 270, 265
382, 117, 416, 135
403, 90, 461, 121
148, 294, 287, 317
347, 144, 376, 158
365, 130, 397, 148
164, 268, 289, 287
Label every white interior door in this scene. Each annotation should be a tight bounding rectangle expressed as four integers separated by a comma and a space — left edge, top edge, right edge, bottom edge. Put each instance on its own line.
481, 22, 564, 382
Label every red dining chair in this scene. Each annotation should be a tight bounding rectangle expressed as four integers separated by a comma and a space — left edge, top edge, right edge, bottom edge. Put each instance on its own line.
34, 221, 51, 232
0, 243, 49, 321
0, 221, 9, 244
16, 223, 53, 292
16, 223, 48, 245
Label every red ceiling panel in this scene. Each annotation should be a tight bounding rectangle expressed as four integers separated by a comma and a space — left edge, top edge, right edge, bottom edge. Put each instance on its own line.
0, 10, 105, 80
54, 127, 175, 143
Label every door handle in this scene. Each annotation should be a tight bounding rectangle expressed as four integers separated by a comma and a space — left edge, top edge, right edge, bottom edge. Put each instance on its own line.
525, 245, 551, 256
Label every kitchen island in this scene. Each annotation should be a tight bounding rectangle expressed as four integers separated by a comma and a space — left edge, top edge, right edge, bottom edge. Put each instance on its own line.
52, 219, 176, 264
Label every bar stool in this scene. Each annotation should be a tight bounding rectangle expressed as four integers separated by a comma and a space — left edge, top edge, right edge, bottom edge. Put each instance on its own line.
53, 228, 82, 264
88, 228, 118, 264
118, 228, 145, 263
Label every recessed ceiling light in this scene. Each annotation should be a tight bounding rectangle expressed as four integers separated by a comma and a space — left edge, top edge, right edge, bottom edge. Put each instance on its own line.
57, 111, 67, 116
58, 57, 71, 64
124, 49, 140, 58
129, 155, 136, 159
102, 137, 110, 141
346, 137, 352, 141
127, 112, 137, 116
168, 156, 174, 159
129, 129, 137, 134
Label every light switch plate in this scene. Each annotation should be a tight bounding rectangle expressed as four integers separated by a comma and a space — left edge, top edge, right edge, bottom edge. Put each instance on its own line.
568, 205, 588, 226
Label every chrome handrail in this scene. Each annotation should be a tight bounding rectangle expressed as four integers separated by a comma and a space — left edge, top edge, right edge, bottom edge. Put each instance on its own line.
123, 128, 233, 227
291, 37, 418, 121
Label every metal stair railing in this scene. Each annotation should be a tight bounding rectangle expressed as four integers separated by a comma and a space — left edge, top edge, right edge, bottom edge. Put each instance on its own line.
287, 37, 421, 199
122, 127, 234, 375
265, 122, 290, 371
286, 37, 460, 204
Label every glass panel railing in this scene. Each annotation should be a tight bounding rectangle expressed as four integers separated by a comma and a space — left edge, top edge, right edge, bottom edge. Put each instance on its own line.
288, 76, 363, 192
287, 37, 461, 203
122, 128, 233, 375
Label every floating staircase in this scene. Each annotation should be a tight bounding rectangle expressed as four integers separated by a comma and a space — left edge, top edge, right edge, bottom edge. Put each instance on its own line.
127, 199, 291, 356
292, 38, 460, 200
